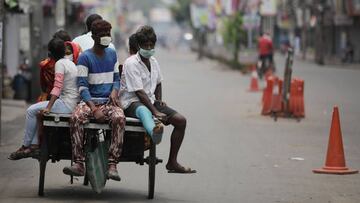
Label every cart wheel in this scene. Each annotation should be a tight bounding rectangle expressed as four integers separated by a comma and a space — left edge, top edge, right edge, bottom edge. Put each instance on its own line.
83, 172, 89, 186
38, 132, 49, 197
70, 160, 74, 184
148, 142, 156, 199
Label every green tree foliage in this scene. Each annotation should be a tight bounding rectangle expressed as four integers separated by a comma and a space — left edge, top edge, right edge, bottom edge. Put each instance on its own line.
169, 0, 191, 25
222, 12, 245, 63
5, 0, 18, 8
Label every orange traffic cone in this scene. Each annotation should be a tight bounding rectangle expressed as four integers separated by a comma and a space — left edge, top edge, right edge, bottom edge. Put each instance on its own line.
248, 66, 260, 92
313, 106, 358, 175
270, 78, 283, 113
290, 78, 305, 117
261, 76, 275, 115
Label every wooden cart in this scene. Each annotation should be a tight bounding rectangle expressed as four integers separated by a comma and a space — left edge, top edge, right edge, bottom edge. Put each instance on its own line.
38, 113, 162, 199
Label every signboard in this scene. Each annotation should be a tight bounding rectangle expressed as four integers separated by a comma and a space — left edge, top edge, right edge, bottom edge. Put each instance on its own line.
334, 14, 354, 25
260, 0, 277, 16
243, 13, 260, 29
190, 3, 209, 29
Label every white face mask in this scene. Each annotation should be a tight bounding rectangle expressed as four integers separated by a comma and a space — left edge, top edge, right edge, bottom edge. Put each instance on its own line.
64, 54, 73, 61
100, 36, 112, 46
139, 48, 155, 58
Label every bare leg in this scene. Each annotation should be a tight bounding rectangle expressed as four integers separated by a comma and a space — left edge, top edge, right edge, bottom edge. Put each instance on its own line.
165, 113, 196, 173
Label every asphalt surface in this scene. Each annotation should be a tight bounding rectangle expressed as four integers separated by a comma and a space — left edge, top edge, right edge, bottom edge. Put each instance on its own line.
1, 48, 360, 203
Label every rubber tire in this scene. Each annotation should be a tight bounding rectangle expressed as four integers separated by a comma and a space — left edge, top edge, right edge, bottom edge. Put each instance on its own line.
148, 142, 156, 199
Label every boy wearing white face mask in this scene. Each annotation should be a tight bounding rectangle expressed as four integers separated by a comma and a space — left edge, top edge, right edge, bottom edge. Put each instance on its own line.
63, 20, 125, 181
72, 14, 116, 51
120, 26, 196, 174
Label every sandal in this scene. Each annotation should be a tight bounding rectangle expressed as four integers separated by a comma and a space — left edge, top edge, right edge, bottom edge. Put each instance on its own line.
28, 145, 40, 158
107, 164, 121, 181
8, 146, 31, 160
63, 162, 85, 176
166, 164, 197, 174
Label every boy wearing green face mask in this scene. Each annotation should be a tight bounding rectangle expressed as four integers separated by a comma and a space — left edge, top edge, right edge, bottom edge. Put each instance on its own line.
120, 26, 196, 174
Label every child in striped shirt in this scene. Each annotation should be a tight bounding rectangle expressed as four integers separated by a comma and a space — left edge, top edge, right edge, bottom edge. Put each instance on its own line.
63, 20, 125, 181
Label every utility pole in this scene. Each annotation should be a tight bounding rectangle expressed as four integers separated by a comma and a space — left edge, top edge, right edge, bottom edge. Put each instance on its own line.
0, 0, 5, 145
30, 0, 43, 101
315, 1, 325, 65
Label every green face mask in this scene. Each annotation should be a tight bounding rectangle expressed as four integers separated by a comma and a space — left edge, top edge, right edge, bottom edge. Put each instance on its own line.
139, 48, 155, 58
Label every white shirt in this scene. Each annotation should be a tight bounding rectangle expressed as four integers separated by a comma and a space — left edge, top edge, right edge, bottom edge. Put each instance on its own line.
72, 32, 116, 51
120, 53, 163, 109
54, 59, 80, 110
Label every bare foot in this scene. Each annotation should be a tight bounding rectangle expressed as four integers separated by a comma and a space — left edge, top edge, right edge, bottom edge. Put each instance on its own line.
166, 163, 196, 174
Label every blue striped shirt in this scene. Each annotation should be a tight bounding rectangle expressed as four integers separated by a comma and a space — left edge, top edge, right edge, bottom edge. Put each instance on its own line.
77, 48, 120, 103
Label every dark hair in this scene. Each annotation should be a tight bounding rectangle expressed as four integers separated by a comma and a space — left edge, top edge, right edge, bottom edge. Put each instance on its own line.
48, 38, 65, 61
129, 33, 139, 55
136, 25, 157, 47
91, 19, 112, 36
86, 14, 102, 32
53, 30, 71, 41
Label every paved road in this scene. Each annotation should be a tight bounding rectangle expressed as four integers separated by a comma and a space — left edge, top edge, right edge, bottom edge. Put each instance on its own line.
1, 48, 360, 203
